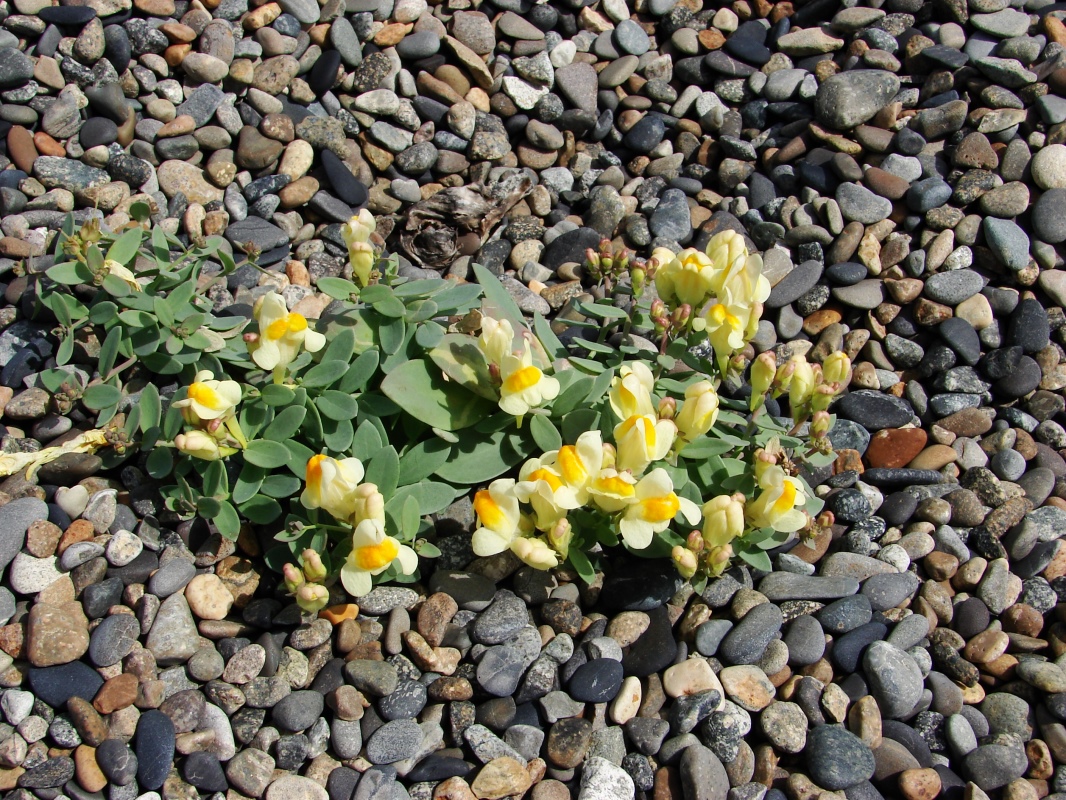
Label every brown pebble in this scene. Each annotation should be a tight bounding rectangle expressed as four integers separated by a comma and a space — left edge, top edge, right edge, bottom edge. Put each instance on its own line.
898, 767, 941, 800
93, 672, 139, 714
6, 126, 36, 173
866, 428, 928, 469
417, 593, 458, 648
68, 697, 110, 746
74, 745, 107, 793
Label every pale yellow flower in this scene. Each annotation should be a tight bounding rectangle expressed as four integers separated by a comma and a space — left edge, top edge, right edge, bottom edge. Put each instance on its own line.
588, 467, 638, 513
822, 351, 852, 386
173, 370, 242, 424
472, 478, 525, 556
103, 259, 142, 292
342, 209, 377, 287
546, 430, 603, 505
351, 483, 386, 530
702, 298, 748, 375
618, 468, 701, 550
249, 292, 326, 375
515, 459, 581, 531
745, 465, 807, 533
511, 536, 559, 570
300, 454, 365, 523
788, 355, 817, 409
675, 381, 719, 443
706, 230, 770, 306
701, 494, 746, 548
654, 247, 716, 308
499, 341, 559, 418
614, 413, 676, 475
609, 361, 656, 421
174, 430, 225, 461
340, 518, 417, 598
479, 316, 515, 367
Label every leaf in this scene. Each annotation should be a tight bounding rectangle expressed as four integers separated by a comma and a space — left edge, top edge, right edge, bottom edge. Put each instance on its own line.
259, 473, 302, 499
146, 447, 174, 479
551, 374, 595, 417
533, 314, 567, 362
434, 429, 528, 484
352, 418, 384, 460
473, 263, 525, 330
239, 495, 282, 524
261, 384, 296, 406
416, 540, 441, 558
302, 359, 349, 389
214, 501, 241, 540
322, 416, 355, 452
679, 437, 738, 458
263, 405, 307, 441
585, 366, 615, 405
323, 327, 357, 365
568, 547, 597, 585
102, 273, 131, 297
416, 481, 456, 515
373, 295, 407, 318
406, 299, 438, 323
202, 460, 228, 498
118, 309, 153, 327
432, 282, 483, 315
562, 408, 600, 444
365, 445, 399, 498
283, 439, 315, 478
397, 438, 451, 485
140, 383, 161, 433
82, 383, 122, 410
428, 334, 497, 401
378, 317, 406, 355
315, 390, 359, 421
98, 327, 122, 378
317, 277, 359, 300
89, 301, 118, 325
738, 548, 772, 572
46, 262, 93, 285
380, 358, 493, 431
401, 495, 421, 541
339, 350, 379, 394
196, 497, 222, 518
233, 464, 266, 504
359, 284, 394, 304
415, 320, 445, 350
57, 336, 74, 366
106, 227, 143, 266
530, 413, 562, 452
243, 439, 292, 469
129, 201, 151, 222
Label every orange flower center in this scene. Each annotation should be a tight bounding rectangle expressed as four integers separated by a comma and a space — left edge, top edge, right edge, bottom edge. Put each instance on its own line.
354, 538, 399, 571
641, 493, 680, 523
474, 489, 507, 530
504, 365, 541, 394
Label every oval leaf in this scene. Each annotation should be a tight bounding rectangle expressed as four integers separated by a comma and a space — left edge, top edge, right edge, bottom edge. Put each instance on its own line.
380, 358, 493, 432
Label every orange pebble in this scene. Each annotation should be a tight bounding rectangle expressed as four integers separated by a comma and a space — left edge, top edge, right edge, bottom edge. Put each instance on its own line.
320, 604, 359, 625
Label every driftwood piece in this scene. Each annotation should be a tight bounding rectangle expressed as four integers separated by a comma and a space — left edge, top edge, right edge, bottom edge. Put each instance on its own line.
399, 173, 534, 269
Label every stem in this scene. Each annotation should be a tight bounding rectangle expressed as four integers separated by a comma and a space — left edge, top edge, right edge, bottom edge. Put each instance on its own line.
272, 367, 286, 385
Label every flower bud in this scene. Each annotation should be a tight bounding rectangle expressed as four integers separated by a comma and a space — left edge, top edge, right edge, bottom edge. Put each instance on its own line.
751, 352, 776, 402
302, 549, 327, 582
671, 545, 698, 579
686, 529, 705, 553
297, 583, 329, 614
822, 351, 852, 386
243, 332, 259, 344
706, 543, 733, 576
658, 396, 677, 421
675, 380, 719, 443
630, 265, 646, 294
774, 359, 795, 396
547, 518, 572, 558
600, 442, 617, 469
817, 510, 835, 529
811, 410, 832, 439
174, 431, 222, 461
672, 303, 692, 328
283, 563, 305, 594
701, 493, 745, 548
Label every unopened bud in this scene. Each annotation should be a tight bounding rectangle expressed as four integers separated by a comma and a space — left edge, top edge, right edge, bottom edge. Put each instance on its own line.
302, 549, 327, 582
243, 332, 259, 344
297, 584, 329, 614
671, 545, 698, 579
811, 410, 831, 438
630, 266, 646, 294
283, 563, 305, 594
658, 396, 676, 420
601, 443, 617, 469
672, 304, 692, 327
206, 418, 224, 434
686, 530, 705, 553
651, 299, 667, 320
817, 510, 835, 529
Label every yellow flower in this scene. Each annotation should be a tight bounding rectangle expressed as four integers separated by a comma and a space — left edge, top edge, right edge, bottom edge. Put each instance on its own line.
340, 518, 417, 598
654, 247, 716, 308
173, 370, 242, 424
548, 430, 603, 504
479, 316, 515, 367
103, 259, 142, 292
705, 230, 770, 306
349, 241, 375, 288
499, 341, 560, 418
342, 209, 375, 246
472, 478, 525, 556
588, 467, 638, 513
745, 465, 807, 533
614, 413, 676, 475
822, 351, 852, 386
609, 362, 655, 421
701, 494, 746, 548
249, 292, 326, 376
675, 381, 719, 443
511, 536, 559, 570
516, 459, 580, 531
750, 352, 776, 410
701, 297, 749, 375
342, 210, 377, 286
300, 454, 365, 523
174, 430, 227, 461
618, 468, 701, 550
351, 483, 386, 529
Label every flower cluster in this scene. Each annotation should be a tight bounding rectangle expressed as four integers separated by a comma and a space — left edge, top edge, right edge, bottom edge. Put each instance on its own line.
246, 292, 325, 383
478, 316, 560, 422
672, 440, 809, 580
172, 370, 248, 461
650, 230, 770, 374
300, 454, 417, 597
283, 549, 330, 613
467, 361, 808, 571
750, 350, 852, 426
